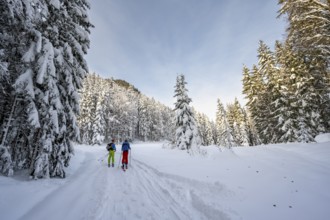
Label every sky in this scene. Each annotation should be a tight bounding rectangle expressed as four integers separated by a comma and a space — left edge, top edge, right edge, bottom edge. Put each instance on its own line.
85, 0, 287, 120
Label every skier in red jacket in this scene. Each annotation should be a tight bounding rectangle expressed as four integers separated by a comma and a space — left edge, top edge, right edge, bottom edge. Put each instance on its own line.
121, 139, 131, 170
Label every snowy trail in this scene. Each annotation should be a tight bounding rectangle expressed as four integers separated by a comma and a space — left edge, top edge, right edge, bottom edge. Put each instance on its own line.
129, 160, 235, 220
18, 152, 109, 220
98, 159, 234, 220
17, 149, 236, 220
2, 141, 329, 220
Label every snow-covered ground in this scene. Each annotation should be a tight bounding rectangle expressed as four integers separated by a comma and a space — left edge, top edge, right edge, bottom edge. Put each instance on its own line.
1, 137, 330, 220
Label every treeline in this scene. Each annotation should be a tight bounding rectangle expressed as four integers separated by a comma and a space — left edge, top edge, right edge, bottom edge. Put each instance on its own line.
173, 74, 259, 153
77, 73, 175, 144
195, 98, 259, 147
242, 0, 330, 144
79, 74, 259, 148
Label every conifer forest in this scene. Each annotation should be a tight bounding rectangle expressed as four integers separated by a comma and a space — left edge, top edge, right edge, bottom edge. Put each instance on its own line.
0, 0, 329, 178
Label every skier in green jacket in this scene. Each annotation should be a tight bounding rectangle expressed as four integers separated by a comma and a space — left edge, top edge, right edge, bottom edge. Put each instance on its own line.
106, 139, 116, 167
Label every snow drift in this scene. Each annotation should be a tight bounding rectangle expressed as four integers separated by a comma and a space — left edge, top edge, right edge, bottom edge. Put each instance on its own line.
0, 140, 329, 220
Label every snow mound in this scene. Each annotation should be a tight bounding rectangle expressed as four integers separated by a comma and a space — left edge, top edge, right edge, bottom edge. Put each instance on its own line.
315, 133, 330, 143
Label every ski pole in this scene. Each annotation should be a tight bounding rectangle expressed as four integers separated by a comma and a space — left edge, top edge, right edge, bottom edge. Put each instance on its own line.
98, 153, 108, 162
129, 149, 132, 167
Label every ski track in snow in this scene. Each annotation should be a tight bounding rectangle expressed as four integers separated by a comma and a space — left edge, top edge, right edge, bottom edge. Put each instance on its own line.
18, 151, 237, 220
3, 141, 330, 220
87, 157, 236, 220
18, 152, 109, 220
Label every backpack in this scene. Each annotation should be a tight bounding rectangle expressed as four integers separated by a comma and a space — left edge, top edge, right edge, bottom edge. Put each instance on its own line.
106, 143, 114, 151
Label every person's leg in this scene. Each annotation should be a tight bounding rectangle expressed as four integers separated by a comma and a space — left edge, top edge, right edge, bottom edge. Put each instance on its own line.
125, 151, 129, 169
107, 152, 111, 167
111, 151, 115, 166
122, 151, 128, 166
121, 151, 125, 168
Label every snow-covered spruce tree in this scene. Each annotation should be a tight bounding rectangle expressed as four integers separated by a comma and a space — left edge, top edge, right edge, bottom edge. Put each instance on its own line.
101, 79, 114, 143
0, 0, 22, 176
78, 73, 96, 144
251, 41, 280, 143
243, 39, 323, 143
242, 64, 270, 144
160, 105, 176, 143
210, 121, 218, 146
79, 74, 120, 144
149, 98, 163, 141
278, 0, 330, 132
0, 0, 49, 176
0, 0, 92, 178
85, 73, 111, 144
112, 81, 139, 141
138, 95, 151, 141
226, 99, 249, 146
215, 98, 236, 147
92, 80, 107, 145
257, 41, 282, 143
126, 85, 139, 141
195, 111, 213, 146
274, 41, 319, 142
174, 74, 201, 154
243, 41, 282, 144
135, 94, 143, 140
31, 0, 92, 178
242, 66, 262, 146
242, 108, 261, 146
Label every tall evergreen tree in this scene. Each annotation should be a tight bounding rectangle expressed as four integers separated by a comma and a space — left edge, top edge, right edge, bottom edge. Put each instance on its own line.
279, 0, 330, 132
215, 98, 235, 147
0, 0, 42, 176
138, 96, 152, 142
92, 80, 107, 145
160, 105, 176, 142
242, 63, 269, 144
78, 73, 97, 144
274, 41, 319, 142
243, 41, 288, 144
226, 99, 249, 146
256, 41, 280, 143
0, 0, 92, 178
243, 108, 261, 146
195, 111, 213, 146
174, 74, 201, 154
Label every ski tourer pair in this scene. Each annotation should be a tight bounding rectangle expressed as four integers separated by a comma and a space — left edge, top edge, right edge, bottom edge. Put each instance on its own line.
106, 139, 131, 170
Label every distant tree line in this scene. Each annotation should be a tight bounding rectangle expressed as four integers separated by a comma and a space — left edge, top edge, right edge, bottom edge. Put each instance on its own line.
79, 73, 259, 149
77, 73, 175, 145
173, 74, 259, 153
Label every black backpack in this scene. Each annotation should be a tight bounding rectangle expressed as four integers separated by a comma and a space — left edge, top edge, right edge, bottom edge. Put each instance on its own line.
106, 143, 114, 151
